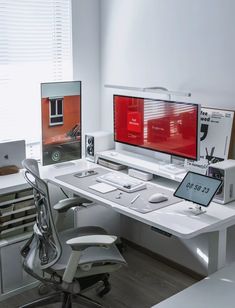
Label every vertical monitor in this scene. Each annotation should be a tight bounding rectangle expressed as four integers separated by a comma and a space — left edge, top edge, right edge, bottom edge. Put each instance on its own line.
173, 171, 222, 207
114, 95, 200, 160
41, 81, 81, 166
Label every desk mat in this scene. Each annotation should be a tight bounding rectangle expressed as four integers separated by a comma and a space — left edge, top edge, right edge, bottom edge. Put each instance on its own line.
55, 167, 181, 213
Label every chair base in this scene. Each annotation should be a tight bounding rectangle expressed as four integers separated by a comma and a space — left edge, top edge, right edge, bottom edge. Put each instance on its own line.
19, 291, 104, 308
20, 273, 111, 308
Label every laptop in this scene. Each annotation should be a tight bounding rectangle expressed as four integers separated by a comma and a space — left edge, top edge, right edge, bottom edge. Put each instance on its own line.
0, 140, 26, 168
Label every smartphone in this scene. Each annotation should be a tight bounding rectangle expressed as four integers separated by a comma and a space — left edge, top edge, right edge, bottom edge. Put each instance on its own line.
74, 170, 98, 178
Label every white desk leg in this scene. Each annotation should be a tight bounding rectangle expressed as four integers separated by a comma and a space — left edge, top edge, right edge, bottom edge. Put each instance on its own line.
208, 229, 227, 275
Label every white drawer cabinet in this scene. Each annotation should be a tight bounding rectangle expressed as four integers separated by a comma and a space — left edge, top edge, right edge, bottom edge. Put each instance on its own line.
0, 185, 38, 301
0, 238, 35, 293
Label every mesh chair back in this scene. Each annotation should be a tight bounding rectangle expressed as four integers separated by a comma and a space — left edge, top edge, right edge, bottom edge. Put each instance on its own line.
21, 159, 62, 282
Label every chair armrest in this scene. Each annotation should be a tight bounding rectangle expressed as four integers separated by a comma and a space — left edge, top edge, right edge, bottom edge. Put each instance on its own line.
66, 235, 117, 251
63, 235, 117, 284
53, 197, 92, 213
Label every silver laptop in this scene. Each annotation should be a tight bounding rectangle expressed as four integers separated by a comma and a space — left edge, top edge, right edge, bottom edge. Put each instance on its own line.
0, 140, 26, 168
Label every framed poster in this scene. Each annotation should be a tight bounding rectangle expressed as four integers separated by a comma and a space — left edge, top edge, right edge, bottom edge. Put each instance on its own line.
186, 107, 234, 174
41, 81, 81, 166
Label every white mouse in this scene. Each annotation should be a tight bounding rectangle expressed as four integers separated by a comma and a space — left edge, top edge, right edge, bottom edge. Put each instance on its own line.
148, 193, 168, 203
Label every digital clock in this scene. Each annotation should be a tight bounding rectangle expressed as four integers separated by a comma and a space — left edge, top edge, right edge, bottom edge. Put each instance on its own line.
185, 182, 210, 194
174, 171, 222, 207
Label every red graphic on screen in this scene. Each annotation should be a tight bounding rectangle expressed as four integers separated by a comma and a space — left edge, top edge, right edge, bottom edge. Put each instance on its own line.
147, 117, 170, 142
114, 95, 198, 160
114, 96, 144, 145
127, 112, 142, 133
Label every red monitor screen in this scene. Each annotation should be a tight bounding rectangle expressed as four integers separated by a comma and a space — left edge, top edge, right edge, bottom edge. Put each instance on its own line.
114, 95, 199, 160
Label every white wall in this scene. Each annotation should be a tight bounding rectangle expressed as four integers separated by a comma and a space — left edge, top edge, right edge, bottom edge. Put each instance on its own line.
101, 0, 235, 132
72, 0, 101, 155
100, 0, 235, 275
66, 0, 121, 236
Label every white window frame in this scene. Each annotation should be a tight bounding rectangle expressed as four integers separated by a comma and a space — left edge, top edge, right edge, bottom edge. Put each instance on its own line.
49, 97, 64, 126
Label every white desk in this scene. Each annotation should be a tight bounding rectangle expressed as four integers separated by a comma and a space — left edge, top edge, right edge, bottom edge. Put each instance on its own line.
0, 170, 28, 193
41, 159, 235, 274
2, 161, 235, 304
152, 261, 235, 308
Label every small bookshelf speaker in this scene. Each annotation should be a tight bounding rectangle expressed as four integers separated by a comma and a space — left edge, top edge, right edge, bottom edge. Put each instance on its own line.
85, 131, 114, 162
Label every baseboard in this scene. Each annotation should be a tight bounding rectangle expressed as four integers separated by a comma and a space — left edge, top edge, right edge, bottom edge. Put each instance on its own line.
0, 281, 39, 302
122, 238, 205, 281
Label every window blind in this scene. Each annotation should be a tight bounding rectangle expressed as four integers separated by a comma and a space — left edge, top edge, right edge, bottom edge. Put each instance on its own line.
143, 99, 196, 140
0, 0, 72, 143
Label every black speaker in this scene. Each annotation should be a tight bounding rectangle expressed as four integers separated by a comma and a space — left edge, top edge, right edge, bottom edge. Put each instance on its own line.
85, 132, 114, 162
85, 135, 94, 158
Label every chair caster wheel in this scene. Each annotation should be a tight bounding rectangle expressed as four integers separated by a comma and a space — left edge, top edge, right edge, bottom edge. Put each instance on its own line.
116, 242, 126, 254
38, 283, 51, 296
96, 280, 111, 298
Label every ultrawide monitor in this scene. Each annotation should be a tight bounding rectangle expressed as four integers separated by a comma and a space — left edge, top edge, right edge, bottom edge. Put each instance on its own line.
174, 171, 222, 207
41, 81, 81, 166
114, 95, 200, 160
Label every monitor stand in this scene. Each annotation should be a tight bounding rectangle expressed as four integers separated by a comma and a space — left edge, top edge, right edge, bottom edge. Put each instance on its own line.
53, 161, 76, 169
170, 155, 185, 167
188, 204, 206, 216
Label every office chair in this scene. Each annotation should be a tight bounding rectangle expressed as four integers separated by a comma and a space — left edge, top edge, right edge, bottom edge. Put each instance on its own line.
20, 159, 126, 308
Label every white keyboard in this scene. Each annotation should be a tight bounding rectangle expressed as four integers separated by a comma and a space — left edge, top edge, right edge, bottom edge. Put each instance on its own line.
96, 172, 146, 192
159, 164, 186, 175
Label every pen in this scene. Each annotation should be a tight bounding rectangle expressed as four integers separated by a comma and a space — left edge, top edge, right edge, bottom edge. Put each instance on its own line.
131, 194, 140, 204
